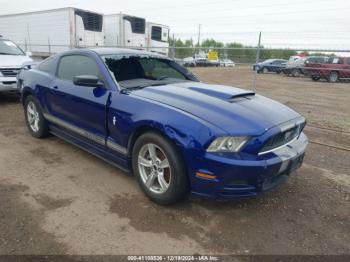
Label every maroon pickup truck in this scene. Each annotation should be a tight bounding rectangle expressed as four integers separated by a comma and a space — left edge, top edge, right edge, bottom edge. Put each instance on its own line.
305, 57, 350, 83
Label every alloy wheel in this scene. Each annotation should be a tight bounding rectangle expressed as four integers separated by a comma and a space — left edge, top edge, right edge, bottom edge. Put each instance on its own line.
138, 143, 171, 194
27, 101, 40, 133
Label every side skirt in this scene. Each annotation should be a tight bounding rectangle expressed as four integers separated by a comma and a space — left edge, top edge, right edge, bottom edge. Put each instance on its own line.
50, 126, 132, 175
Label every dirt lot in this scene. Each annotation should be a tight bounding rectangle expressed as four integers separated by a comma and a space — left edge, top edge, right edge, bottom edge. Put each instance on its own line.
0, 66, 349, 256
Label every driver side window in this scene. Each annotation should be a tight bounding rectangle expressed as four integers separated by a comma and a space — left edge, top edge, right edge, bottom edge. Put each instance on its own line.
57, 55, 101, 82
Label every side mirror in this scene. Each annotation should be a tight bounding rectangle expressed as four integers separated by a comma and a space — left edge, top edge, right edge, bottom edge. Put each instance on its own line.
26, 51, 33, 57
73, 75, 104, 88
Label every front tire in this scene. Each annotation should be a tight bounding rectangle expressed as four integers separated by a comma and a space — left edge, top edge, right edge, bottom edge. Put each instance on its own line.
24, 96, 49, 138
292, 68, 301, 77
132, 132, 189, 205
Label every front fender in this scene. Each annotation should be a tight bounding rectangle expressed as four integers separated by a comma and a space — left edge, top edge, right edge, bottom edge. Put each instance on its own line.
109, 92, 227, 152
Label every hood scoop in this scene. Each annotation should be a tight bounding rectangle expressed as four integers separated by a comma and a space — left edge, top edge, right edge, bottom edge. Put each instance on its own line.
228, 92, 255, 102
187, 86, 255, 102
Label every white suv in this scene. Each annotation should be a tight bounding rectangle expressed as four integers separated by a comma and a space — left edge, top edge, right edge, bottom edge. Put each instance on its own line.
0, 37, 33, 93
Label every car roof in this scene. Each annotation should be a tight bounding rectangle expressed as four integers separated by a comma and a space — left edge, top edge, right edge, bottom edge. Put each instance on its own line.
91, 48, 169, 58
57, 48, 170, 60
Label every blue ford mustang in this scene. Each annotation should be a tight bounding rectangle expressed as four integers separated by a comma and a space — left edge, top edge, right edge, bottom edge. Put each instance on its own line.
18, 48, 308, 205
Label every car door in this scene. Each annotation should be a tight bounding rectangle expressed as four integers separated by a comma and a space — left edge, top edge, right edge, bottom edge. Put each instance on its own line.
269, 60, 278, 72
45, 54, 109, 146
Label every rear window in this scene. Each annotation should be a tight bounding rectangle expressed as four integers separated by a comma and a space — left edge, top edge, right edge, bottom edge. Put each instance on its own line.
327, 57, 343, 64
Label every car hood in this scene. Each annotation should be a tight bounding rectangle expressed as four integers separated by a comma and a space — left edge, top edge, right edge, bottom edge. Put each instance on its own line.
0, 55, 33, 68
132, 82, 301, 135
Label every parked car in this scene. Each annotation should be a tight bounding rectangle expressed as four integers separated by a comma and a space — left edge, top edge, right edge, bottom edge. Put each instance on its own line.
194, 57, 212, 67
0, 37, 33, 93
183, 57, 196, 67
305, 56, 350, 82
282, 56, 307, 77
19, 48, 308, 205
254, 59, 287, 74
219, 59, 235, 67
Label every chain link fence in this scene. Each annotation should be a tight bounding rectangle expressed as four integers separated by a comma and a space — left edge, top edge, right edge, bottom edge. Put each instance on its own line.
17, 31, 350, 91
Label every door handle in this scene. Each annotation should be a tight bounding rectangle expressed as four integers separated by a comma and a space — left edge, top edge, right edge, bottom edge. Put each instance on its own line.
52, 86, 58, 89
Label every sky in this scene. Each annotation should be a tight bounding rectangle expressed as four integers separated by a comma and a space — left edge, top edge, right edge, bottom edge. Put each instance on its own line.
0, 0, 349, 50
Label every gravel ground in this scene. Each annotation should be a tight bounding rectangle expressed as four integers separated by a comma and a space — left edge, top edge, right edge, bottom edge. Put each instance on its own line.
0, 66, 349, 256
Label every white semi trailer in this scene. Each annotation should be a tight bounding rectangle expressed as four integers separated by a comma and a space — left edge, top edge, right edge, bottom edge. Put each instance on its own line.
146, 22, 170, 56
0, 7, 104, 57
104, 14, 146, 49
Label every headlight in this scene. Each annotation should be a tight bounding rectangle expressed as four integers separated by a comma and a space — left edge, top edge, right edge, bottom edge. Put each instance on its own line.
207, 136, 250, 152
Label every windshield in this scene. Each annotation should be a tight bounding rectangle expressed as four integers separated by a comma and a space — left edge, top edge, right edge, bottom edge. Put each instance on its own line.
102, 55, 193, 89
0, 40, 25, 55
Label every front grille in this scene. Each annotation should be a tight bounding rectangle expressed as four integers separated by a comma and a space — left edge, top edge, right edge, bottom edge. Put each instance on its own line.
0, 68, 21, 77
260, 125, 300, 153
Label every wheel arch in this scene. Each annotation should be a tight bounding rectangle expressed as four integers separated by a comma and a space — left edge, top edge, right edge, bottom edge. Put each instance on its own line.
21, 88, 34, 105
127, 124, 182, 158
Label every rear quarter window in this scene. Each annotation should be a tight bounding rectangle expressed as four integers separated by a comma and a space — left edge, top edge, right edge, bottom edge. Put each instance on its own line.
38, 57, 56, 73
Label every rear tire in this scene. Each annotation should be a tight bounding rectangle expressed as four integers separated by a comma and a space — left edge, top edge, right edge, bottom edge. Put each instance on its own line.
132, 132, 189, 205
328, 71, 339, 83
24, 96, 49, 138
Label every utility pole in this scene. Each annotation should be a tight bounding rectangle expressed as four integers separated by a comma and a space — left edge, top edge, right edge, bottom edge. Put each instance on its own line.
197, 24, 201, 48
172, 34, 175, 58
253, 31, 262, 92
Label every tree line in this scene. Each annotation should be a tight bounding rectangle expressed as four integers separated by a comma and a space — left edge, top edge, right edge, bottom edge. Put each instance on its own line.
169, 38, 328, 63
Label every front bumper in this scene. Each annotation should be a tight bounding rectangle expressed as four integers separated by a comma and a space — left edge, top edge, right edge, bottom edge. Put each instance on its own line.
185, 133, 308, 200
0, 76, 19, 92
